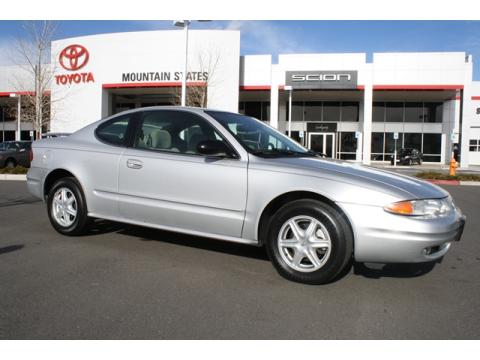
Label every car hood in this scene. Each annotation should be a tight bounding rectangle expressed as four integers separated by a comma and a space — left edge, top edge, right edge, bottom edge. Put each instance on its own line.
252, 156, 448, 200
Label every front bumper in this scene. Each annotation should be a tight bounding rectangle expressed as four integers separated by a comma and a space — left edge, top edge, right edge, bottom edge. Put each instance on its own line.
339, 202, 465, 263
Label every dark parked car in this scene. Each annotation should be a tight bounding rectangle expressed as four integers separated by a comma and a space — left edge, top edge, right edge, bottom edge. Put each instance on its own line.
390, 148, 423, 166
0, 141, 32, 168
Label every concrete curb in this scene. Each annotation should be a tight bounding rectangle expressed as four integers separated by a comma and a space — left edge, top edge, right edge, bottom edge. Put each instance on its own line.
0, 174, 27, 181
426, 179, 480, 186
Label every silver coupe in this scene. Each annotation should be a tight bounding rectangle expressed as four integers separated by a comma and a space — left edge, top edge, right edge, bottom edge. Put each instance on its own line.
27, 107, 465, 284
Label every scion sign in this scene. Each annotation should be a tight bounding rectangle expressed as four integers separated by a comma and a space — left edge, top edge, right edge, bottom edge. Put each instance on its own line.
286, 70, 358, 89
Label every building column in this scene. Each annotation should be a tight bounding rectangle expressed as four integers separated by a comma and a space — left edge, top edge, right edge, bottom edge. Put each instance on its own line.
460, 56, 473, 168
269, 65, 280, 129
362, 89, 373, 165
270, 85, 279, 129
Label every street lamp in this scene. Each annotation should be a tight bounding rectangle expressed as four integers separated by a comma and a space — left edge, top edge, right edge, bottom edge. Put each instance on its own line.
284, 85, 293, 137
173, 20, 211, 107
9, 93, 21, 141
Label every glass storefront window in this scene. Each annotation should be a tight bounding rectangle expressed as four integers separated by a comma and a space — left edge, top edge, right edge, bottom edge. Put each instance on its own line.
323, 102, 341, 122
341, 102, 359, 122
424, 103, 443, 123
373, 102, 385, 122
423, 133, 442, 155
404, 133, 422, 149
339, 132, 357, 153
292, 101, 304, 121
404, 102, 424, 123
262, 102, 270, 121
470, 139, 479, 152
371, 132, 384, 160
385, 102, 404, 122
385, 132, 403, 154
244, 102, 262, 120
423, 155, 441, 162
304, 102, 322, 122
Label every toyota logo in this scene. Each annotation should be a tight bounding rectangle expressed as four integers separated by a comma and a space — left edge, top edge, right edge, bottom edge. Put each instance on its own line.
59, 44, 89, 71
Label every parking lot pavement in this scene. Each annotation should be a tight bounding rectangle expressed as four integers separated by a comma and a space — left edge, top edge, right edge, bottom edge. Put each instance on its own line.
1, 181, 479, 340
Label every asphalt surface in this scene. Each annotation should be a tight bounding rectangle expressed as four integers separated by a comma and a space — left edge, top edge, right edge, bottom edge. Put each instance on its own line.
0, 181, 479, 339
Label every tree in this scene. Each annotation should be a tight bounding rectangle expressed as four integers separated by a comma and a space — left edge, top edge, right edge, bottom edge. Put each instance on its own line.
8, 21, 57, 138
171, 48, 221, 107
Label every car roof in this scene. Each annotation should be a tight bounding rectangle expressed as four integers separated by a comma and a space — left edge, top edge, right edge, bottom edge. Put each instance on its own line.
109, 105, 240, 119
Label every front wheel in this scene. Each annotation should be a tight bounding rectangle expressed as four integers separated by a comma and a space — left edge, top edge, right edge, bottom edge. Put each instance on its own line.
47, 177, 90, 236
265, 199, 353, 284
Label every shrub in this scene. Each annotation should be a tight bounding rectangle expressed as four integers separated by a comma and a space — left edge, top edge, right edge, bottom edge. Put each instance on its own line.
0, 166, 29, 174
416, 171, 480, 181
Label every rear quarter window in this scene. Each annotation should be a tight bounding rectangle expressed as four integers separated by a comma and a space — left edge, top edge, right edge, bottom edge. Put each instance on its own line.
95, 115, 131, 146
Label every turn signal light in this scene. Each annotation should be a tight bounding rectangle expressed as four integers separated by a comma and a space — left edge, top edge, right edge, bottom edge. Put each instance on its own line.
384, 201, 414, 215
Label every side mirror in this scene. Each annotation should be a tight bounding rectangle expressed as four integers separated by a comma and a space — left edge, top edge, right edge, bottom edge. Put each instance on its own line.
197, 140, 233, 158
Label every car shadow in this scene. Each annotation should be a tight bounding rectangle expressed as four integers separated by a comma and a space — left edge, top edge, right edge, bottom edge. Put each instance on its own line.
118, 224, 269, 261
83, 219, 127, 236
81, 219, 441, 279
352, 260, 440, 279
0, 244, 24, 255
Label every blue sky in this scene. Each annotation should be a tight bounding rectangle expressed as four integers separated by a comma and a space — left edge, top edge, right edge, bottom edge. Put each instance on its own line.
1, 20, 480, 79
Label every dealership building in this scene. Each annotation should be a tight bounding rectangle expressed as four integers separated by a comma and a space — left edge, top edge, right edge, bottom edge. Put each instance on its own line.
1, 29, 480, 167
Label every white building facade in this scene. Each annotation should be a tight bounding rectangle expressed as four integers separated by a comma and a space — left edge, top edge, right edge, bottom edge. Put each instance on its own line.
1, 29, 480, 167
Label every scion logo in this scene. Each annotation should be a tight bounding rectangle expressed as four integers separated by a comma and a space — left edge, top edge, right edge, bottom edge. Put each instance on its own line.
55, 44, 95, 86
286, 70, 357, 89
291, 74, 351, 82
59, 44, 89, 71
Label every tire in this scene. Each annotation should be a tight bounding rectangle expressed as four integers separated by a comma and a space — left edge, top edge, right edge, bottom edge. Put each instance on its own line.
5, 158, 16, 168
47, 177, 90, 236
265, 199, 353, 285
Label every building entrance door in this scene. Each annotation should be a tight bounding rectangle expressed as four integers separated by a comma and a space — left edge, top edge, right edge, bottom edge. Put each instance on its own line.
308, 132, 335, 158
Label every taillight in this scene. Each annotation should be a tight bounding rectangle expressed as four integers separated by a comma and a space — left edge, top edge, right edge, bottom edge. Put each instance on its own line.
29, 149, 33, 162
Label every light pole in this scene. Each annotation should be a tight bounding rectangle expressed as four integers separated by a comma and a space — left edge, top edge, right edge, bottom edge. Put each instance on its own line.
173, 20, 211, 107
9, 93, 21, 141
174, 20, 191, 107
285, 85, 293, 137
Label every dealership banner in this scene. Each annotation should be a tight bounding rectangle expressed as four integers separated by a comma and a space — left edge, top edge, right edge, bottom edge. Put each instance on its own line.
286, 70, 357, 89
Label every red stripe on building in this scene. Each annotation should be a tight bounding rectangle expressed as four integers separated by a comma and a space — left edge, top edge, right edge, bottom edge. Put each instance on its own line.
373, 85, 464, 90
102, 82, 206, 89
472, 96, 480, 100
239, 85, 271, 91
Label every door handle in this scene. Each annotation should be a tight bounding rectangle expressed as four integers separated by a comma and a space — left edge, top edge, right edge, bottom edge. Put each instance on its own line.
126, 159, 143, 169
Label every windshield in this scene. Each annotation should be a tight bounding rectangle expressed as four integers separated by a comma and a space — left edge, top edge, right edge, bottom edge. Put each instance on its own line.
205, 111, 315, 157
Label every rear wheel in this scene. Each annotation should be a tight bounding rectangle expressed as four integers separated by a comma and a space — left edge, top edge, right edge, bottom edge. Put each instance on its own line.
47, 177, 90, 236
265, 199, 353, 284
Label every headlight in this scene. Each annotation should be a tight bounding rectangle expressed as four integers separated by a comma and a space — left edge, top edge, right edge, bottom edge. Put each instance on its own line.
384, 197, 454, 218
